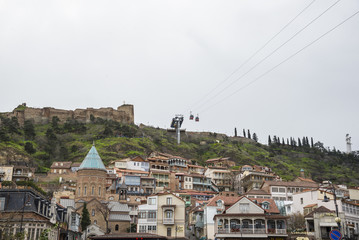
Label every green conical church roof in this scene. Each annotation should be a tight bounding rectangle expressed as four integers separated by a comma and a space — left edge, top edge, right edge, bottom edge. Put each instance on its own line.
79, 145, 106, 171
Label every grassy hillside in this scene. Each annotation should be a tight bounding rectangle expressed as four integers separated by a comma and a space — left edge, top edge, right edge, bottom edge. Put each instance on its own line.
1, 114, 359, 186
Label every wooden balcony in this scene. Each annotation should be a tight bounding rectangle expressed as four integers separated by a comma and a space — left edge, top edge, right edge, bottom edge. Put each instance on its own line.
217, 228, 286, 235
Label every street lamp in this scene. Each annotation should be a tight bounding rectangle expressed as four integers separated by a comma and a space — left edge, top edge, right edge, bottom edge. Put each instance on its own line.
322, 181, 341, 231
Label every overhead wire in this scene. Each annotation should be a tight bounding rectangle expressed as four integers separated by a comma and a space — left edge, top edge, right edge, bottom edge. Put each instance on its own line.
188, 0, 317, 112
200, 8, 359, 113
194, 0, 342, 113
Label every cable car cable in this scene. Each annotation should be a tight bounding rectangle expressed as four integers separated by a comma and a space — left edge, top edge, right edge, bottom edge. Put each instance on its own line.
194, 0, 342, 113
200, 8, 359, 114
189, 0, 317, 112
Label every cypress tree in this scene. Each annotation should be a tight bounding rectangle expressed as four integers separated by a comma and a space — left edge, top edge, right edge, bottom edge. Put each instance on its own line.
234, 128, 237, 137
253, 133, 258, 142
287, 138, 289, 145
247, 130, 251, 139
311, 137, 314, 148
243, 129, 246, 138
282, 138, 285, 145
268, 135, 272, 145
81, 202, 91, 232
298, 138, 302, 147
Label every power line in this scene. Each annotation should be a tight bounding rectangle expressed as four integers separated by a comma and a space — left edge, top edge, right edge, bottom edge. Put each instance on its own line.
188, 0, 317, 112
200, 8, 359, 113
194, 0, 342, 112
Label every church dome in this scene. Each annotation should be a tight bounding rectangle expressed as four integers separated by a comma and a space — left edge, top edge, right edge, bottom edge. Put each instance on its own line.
79, 145, 106, 171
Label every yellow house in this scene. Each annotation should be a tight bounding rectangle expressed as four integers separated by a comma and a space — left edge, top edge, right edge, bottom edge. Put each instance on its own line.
138, 193, 186, 238
0, 166, 13, 182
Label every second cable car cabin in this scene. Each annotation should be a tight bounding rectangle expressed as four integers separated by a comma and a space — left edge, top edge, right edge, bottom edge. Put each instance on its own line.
189, 112, 199, 122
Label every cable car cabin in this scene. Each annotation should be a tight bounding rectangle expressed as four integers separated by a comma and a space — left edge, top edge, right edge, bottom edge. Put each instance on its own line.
195, 116, 199, 122
189, 114, 194, 120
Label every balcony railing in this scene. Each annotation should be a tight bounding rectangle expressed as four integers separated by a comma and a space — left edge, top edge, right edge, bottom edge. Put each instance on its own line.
163, 218, 174, 225
13, 172, 30, 177
217, 228, 286, 235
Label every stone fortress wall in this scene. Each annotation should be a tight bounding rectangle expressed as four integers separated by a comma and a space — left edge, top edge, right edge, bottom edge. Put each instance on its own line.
3, 103, 134, 125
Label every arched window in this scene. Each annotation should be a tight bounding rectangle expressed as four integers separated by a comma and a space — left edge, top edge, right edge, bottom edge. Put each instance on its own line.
94, 220, 97, 225
84, 186, 87, 195
98, 187, 101, 196
78, 187, 81, 196
115, 224, 119, 231
92, 209, 95, 216
92, 186, 94, 195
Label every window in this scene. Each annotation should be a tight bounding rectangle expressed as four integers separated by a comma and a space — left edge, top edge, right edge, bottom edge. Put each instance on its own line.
216, 200, 223, 207
148, 211, 156, 219
239, 203, 250, 213
0, 197, 5, 210
262, 202, 269, 210
279, 188, 286, 193
167, 227, 172, 237
300, 198, 303, 204
94, 220, 97, 225
98, 187, 101, 196
148, 198, 156, 205
92, 186, 94, 195
71, 213, 76, 226
272, 187, 278, 192
92, 209, 95, 216
115, 224, 119, 231
166, 210, 173, 218
84, 186, 87, 195
166, 197, 172, 205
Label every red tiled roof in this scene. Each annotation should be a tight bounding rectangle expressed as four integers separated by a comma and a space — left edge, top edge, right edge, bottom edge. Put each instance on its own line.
245, 189, 271, 195
207, 195, 241, 207
188, 164, 205, 168
263, 180, 319, 188
248, 198, 279, 214
305, 206, 335, 218
304, 203, 318, 208
297, 177, 317, 183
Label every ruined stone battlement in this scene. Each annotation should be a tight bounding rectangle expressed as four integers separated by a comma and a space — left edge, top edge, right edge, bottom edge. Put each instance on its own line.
3, 104, 134, 125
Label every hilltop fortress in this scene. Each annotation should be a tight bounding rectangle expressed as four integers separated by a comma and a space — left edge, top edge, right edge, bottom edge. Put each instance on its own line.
3, 103, 134, 125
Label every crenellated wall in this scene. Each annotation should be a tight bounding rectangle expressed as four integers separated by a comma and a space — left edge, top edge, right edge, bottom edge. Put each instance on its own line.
3, 104, 134, 125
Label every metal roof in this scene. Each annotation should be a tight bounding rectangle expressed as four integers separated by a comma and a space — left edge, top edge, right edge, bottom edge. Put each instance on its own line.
108, 214, 131, 221
108, 202, 130, 212
79, 145, 106, 171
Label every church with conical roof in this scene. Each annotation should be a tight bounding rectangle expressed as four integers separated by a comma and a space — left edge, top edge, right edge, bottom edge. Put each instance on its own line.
75, 144, 131, 236
76, 144, 107, 202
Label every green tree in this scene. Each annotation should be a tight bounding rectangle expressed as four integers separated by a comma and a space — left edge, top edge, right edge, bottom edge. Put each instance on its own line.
25, 142, 36, 154
268, 135, 272, 145
252, 133, 258, 142
127, 223, 137, 233
0, 127, 10, 141
24, 120, 36, 140
103, 126, 113, 137
247, 130, 251, 139
81, 203, 91, 232
51, 116, 60, 132
243, 129, 246, 138
234, 128, 237, 137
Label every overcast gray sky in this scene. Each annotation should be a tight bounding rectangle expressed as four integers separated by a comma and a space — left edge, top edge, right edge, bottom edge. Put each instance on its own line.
1, 0, 358, 151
